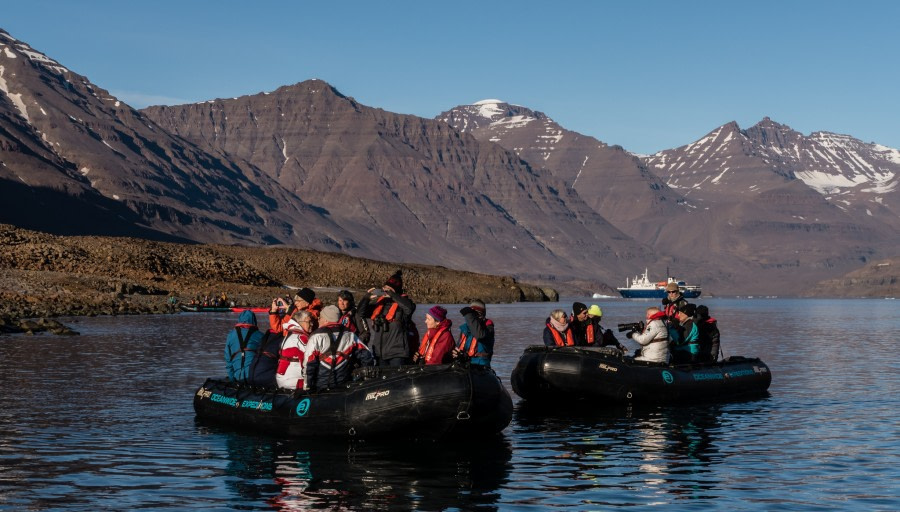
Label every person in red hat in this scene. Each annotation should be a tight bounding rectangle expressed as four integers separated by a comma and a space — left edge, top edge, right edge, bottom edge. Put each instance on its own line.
413, 305, 454, 365
357, 270, 417, 366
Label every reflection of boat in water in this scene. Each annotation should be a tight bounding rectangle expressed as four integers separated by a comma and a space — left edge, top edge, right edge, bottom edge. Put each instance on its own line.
511, 346, 770, 404
617, 268, 701, 299
194, 363, 513, 439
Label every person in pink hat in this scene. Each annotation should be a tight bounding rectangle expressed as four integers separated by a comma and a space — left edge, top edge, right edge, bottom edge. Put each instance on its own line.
413, 305, 454, 365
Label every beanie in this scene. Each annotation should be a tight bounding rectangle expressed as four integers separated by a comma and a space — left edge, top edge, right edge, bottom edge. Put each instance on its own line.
469, 299, 486, 312
427, 305, 447, 322
385, 270, 403, 294
587, 304, 602, 317
295, 287, 315, 303
573, 302, 588, 315
320, 305, 340, 324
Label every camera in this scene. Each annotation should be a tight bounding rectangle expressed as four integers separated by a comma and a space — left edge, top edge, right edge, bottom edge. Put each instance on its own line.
371, 289, 385, 297
617, 321, 645, 333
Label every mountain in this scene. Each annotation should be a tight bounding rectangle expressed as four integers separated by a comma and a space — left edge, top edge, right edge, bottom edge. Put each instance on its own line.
142, 82, 659, 286
437, 100, 686, 243
439, 103, 899, 294
0, 29, 354, 249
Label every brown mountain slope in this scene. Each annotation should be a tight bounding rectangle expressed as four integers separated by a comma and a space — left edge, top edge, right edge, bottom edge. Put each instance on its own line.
142, 80, 658, 286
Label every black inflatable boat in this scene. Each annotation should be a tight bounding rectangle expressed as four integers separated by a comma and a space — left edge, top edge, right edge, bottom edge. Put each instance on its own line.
194, 363, 513, 439
511, 346, 771, 403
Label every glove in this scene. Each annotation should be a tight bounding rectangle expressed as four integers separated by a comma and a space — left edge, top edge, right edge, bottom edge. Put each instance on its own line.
460, 307, 473, 316
661, 297, 670, 305
625, 331, 634, 339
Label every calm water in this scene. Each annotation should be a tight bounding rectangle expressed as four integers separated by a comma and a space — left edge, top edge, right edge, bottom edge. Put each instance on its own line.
1, 298, 898, 511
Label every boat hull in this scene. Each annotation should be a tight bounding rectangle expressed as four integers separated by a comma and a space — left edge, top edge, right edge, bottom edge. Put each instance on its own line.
180, 305, 232, 313
511, 346, 770, 404
194, 363, 513, 439
618, 289, 702, 299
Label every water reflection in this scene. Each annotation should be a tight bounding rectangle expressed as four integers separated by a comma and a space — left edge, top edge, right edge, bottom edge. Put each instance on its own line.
211, 426, 512, 511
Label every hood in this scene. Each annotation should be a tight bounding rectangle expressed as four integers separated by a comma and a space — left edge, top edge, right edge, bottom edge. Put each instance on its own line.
237, 310, 259, 327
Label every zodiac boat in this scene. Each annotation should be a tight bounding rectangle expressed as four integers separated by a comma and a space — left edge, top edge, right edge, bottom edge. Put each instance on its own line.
510, 346, 771, 403
194, 363, 513, 439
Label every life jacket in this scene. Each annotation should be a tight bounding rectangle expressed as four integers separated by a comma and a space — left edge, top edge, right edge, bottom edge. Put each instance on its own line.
585, 323, 595, 345
369, 297, 400, 322
457, 319, 495, 356
546, 323, 575, 347
418, 324, 450, 361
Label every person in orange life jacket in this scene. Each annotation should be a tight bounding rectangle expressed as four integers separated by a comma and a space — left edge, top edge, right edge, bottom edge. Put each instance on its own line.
587, 304, 627, 352
336, 290, 361, 334
276, 310, 313, 390
413, 305, 454, 365
454, 299, 495, 367
357, 270, 416, 367
695, 304, 721, 363
225, 309, 273, 385
305, 305, 374, 391
628, 306, 669, 363
670, 303, 700, 364
661, 282, 688, 324
543, 308, 575, 347
570, 302, 593, 346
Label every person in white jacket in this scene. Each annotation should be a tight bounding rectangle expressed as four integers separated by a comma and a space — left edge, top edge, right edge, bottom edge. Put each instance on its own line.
629, 306, 670, 363
276, 310, 312, 390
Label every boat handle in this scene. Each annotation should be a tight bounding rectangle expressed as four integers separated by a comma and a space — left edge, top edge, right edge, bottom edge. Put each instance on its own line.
457, 411, 471, 420
348, 427, 357, 436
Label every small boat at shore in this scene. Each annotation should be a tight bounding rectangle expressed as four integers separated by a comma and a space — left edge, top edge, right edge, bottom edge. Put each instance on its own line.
617, 268, 701, 299
510, 345, 770, 404
180, 304, 232, 313
194, 363, 513, 439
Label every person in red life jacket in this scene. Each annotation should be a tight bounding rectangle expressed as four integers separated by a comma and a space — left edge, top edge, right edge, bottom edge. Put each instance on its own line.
587, 304, 627, 352
454, 299, 495, 367
336, 289, 361, 334
628, 306, 669, 363
543, 308, 575, 347
695, 304, 721, 362
662, 282, 688, 324
357, 270, 416, 367
413, 305, 454, 365
276, 310, 313, 390
305, 305, 374, 391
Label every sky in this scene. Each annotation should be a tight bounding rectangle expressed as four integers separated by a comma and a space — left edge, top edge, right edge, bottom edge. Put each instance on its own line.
3, 1, 898, 155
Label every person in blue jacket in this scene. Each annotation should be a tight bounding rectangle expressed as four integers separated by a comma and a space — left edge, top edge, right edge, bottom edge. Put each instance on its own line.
225, 309, 276, 385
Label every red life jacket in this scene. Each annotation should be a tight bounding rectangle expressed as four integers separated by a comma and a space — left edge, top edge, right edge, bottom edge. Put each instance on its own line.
586, 323, 595, 345
418, 325, 450, 361
547, 323, 575, 347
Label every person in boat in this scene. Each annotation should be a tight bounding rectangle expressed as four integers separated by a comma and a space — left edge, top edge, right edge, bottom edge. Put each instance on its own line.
305, 305, 375, 391
336, 290, 361, 334
661, 282, 688, 323
628, 306, 669, 363
413, 305, 454, 365
454, 300, 495, 367
695, 304, 720, 363
543, 308, 575, 347
670, 303, 700, 364
587, 304, 627, 351
225, 309, 272, 385
569, 302, 592, 346
357, 270, 417, 366
276, 310, 313, 390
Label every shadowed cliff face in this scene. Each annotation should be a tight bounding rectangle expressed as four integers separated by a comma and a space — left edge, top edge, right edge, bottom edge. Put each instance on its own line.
142, 81, 660, 286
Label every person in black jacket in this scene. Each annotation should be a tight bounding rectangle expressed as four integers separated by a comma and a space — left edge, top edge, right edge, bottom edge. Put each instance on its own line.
695, 305, 721, 362
356, 270, 416, 366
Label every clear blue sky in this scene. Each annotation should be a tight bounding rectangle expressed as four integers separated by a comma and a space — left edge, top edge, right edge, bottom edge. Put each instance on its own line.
4, 1, 898, 155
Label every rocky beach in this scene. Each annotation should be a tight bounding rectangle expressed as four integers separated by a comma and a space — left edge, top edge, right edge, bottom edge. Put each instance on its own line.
0, 225, 557, 335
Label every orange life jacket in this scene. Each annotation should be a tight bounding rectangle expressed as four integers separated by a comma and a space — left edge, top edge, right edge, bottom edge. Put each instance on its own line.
547, 323, 575, 347
370, 297, 400, 322
586, 323, 595, 345
457, 319, 494, 356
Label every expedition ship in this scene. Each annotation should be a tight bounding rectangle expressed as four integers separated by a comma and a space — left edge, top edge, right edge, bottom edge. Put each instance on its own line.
616, 269, 702, 299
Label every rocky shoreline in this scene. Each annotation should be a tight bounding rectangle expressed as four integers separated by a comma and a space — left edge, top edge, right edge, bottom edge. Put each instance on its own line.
0, 225, 558, 335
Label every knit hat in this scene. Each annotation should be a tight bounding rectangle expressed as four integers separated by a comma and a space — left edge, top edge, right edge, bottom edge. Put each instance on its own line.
469, 299, 486, 312
665, 282, 680, 292
294, 287, 316, 303
427, 305, 447, 322
587, 305, 602, 317
573, 302, 588, 315
320, 305, 340, 324
385, 270, 403, 294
